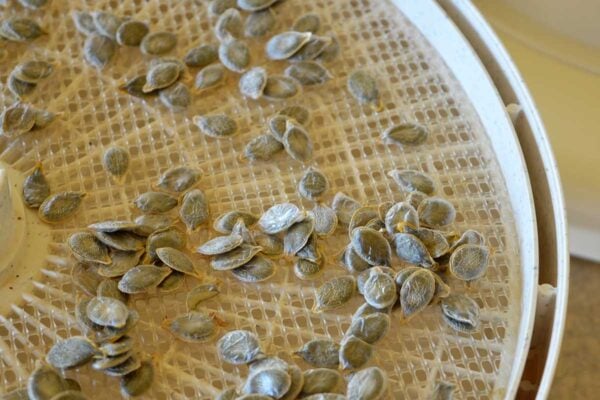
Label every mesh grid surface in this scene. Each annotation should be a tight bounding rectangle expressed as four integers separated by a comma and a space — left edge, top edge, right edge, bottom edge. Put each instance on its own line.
0, 0, 523, 398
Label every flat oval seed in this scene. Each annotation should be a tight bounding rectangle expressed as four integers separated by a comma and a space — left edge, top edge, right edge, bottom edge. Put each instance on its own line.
179, 189, 209, 232
100, 336, 134, 357
119, 75, 155, 98
407, 190, 428, 210
133, 191, 178, 214
13, 60, 53, 83
284, 218, 315, 255
349, 206, 379, 233
280, 364, 304, 400
237, 0, 279, 11
350, 227, 391, 266
346, 367, 388, 400
317, 35, 340, 62
296, 233, 320, 262
116, 20, 148, 46
339, 335, 373, 370
258, 203, 304, 234
332, 192, 361, 226
32, 108, 56, 129
97, 250, 144, 278
68, 232, 111, 265
254, 233, 283, 256
72, 11, 96, 36
27, 365, 69, 400
169, 311, 216, 342
103, 354, 142, 377
83, 34, 116, 69
243, 368, 291, 399
184, 44, 218, 68
301, 368, 342, 396
232, 255, 275, 282
393, 233, 435, 268
219, 38, 250, 72
292, 14, 320, 34
239, 67, 268, 99
0, 17, 44, 42
92, 11, 121, 39
157, 166, 201, 193
102, 146, 129, 182
38, 191, 85, 223
309, 203, 338, 236
22, 163, 50, 208
1, 103, 36, 137
244, 134, 284, 161
279, 105, 310, 125
362, 270, 397, 309
385, 201, 419, 235
210, 244, 262, 270
418, 197, 456, 227
298, 168, 328, 200
450, 229, 485, 251
441, 293, 480, 332
92, 351, 133, 371
400, 269, 436, 319
314, 275, 356, 312
285, 61, 332, 86
143, 62, 180, 92
118, 265, 172, 294
156, 247, 198, 276
120, 359, 154, 397
210, 0, 237, 15
413, 228, 450, 258
288, 36, 331, 62
187, 283, 220, 310
283, 121, 312, 162
194, 114, 237, 138
141, 31, 177, 55
86, 296, 129, 328
146, 228, 186, 261
215, 8, 242, 41
393, 266, 421, 290
8, 73, 36, 97
264, 75, 301, 101
244, 9, 276, 37
383, 123, 428, 146
347, 70, 379, 106
46, 337, 97, 369
214, 211, 258, 233
388, 169, 435, 195
97, 279, 129, 304
347, 312, 390, 344
194, 64, 225, 91
159, 82, 190, 112
218, 330, 262, 365
158, 271, 184, 292
266, 31, 312, 60
449, 244, 489, 281
267, 115, 289, 142
295, 339, 340, 369
249, 356, 289, 373
294, 258, 322, 280
72, 263, 102, 296
197, 234, 244, 255
135, 214, 176, 233
341, 245, 370, 274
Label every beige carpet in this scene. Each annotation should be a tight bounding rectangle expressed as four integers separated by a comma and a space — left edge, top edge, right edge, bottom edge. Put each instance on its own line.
548, 257, 600, 398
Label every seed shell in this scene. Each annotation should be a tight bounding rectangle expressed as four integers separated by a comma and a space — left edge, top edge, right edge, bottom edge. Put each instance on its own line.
46, 337, 97, 369
103, 146, 129, 182
441, 293, 480, 332
346, 367, 388, 400
298, 168, 328, 200
332, 192, 361, 226
362, 269, 398, 309
243, 368, 291, 399
198, 234, 244, 255
83, 34, 116, 69
22, 163, 50, 208
184, 44, 219, 68
384, 201, 419, 235
141, 31, 177, 55
68, 232, 111, 265
265, 31, 312, 60
244, 134, 284, 161
393, 232, 435, 268
244, 9, 276, 37
143, 62, 180, 93
258, 203, 304, 234
217, 330, 262, 365
449, 244, 489, 281
215, 8, 242, 41
219, 38, 250, 72
314, 275, 356, 312
239, 67, 268, 99
214, 211, 258, 233
292, 14, 320, 34
264, 75, 301, 101
339, 335, 373, 370
169, 311, 216, 342
309, 203, 338, 236
195, 63, 225, 91
400, 269, 436, 319
288, 36, 331, 62
350, 227, 391, 266
118, 265, 172, 294
347, 312, 390, 344
120, 359, 154, 397
92, 11, 121, 39
187, 283, 220, 310
210, 244, 263, 271
159, 82, 190, 112
388, 169, 435, 195
383, 123, 429, 146
347, 70, 379, 106
301, 368, 342, 396
284, 218, 315, 255
134, 191, 178, 214
178, 189, 209, 232
295, 339, 340, 369
156, 247, 198, 276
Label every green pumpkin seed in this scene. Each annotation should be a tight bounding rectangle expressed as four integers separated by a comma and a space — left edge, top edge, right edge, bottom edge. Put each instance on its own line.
1, 103, 36, 137
72, 11, 96, 36
258, 203, 304, 234
179, 189, 209, 232
193, 114, 238, 138
120, 359, 154, 397
263, 75, 301, 101
102, 146, 129, 182
346, 367, 388, 400
97, 279, 129, 303
362, 269, 397, 309
430, 381, 456, 400
197, 234, 244, 255
232, 255, 275, 282
347, 70, 379, 106
292, 13, 320, 34
141, 31, 177, 55
83, 34, 116, 69
254, 232, 283, 256
209, 0, 237, 15
332, 192, 361, 226
244, 134, 284, 161
406, 190, 428, 210
215, 8, 242, 41
0, 17, 44, 42
116, 20, 149, 46
46, 337, 97, 370
184, 44, 218, 68
301, 368, 342, 396
13, 60, 53, 83
441, 293, 480, 332
157, 166, 201, 193
134, 191, 178, 214
92, 11, 121, 40
119, 75, 155, 98
418, 197, 456, 227
295, 339, 339, 369
244, 8, 276, 37
22, 163, 50, 208
339, 335, 373, 370
239, 67, 268, 99
194, 63, 225, 91
237, 0, 279, 11
288, 36, 331, 62
100, 336, 134, 357
243, 368, 291, 398
210, 244, 262, 270
8, 72, 36, 97
27, 364, 69, 400
68, 232, 111, 264
219, 38, 250, 72
213, 210, 258, 233
186, 283, 220, 310
314, 275, 356, 312
383, 123, 428, 146
284, 218, 314, 255
217, 330, 262, 365
317, 35, 340, 63
384, 201, 419, 235
393, 232, 434, 268
399, 269, 436, 319
294, 258, 322, 280
169, 311, 216, 342
103, 354, 142, 377
388, 169, 435, 195
92, 351, 134, 371
265, 31, 312, 60
146, 228, 187, 261
159, 82, 190, 111
350, 227, 391, 266
413, 228, 450, 258
347, 312, 390, 344
449, 244, 489, 281
143, 62, 180, 92
156, 247, 198, 276
118, 265, 172, 294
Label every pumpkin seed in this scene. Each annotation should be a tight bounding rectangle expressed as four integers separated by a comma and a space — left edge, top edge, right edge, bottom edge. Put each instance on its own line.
103, 146, 129, 182
346, 367, 388, 400
198, 234, 244, 255
97, 279, 129, 303
133, 191, 178, 214
143, 62, 180, 92
314, 275, 356, 312
1, 103, 36, 137
169, 311, 216, 342
244, 8, 276, 37
244, 134, 284, 161
304, 394, 345, 400
450, 229, 485, 250
219, 38, 250, 72
341, 244, 370, 273
350, 227, 391, 266
259, 203, 304, 234
38, 192, 86, 223
103, 353, 142, 377
135, 214, 176, 233
347, 70, 379, 106
413, 228, 450, 258
120, 359, 154, 397
217, 330, 262, 365
141, 31, 177, 55
232, 255, 275, 282
294, 258, 322, 280
349, 206, 379, 233
92, 351, 134, 371
86, 296, 130, 329
399, 269, 436, 319
72, 263, 102, 296
279, 104, 310, 124
83, 34, 116, 69
263, 75, 301, 101
309, 203, 338, 236
0, 17, 44, 42
158, 271, 185, 292
13, 60, 53, 83
295, 339, 340, 369
281, 364, 304, 400
283, 121, 312, 161
298, 168, 328, 200
296, 233, 320, 262
209, 0, 237, 15
353, 302, 391, 320
31, 108, 56, 129
211, 244, 262, 270
27, 364, 69, 400
194, 63, 225, 91
76, 299, 139, 343
347, 312, 390, 344
393, 233, 434, 268
46, 337, 97, 370
388, 169, 435, 195
157, 166, 201, 193
214, 211, 258, 233
393, 266, 420, 290
292, 14, 320, 34
159, 82, 190, 112
432, 273, 451, 301
249, 356, 289, 373
146, 227, 187, 261
118, 265, 172, 294
22, 163, 50, 208
68, 232, 111, 264
187, 283, 220, 310
384, 201, 419, 235
8, 72, 36, 97
254, 233, 283, 256
288, 36, 331, 62
407, 190, 428, 210
194, 114, 238, 138
92, 11, 121, 40
430, 381, 456, 400
301, 368, 342, 396
332, 192, 361, 226
116, 20, 149, 46
216, 388, 238, 400
284, 218, 315, 255
383, 123, 428, 146
156, 247, 198, 276
184, 44, 218, 68
215, 8, 242, 41
449, 244, 489, 281
239, 67, 268, 99
265, 31, 312, 60
243, 368, 291, 399
179, 189, 209, 232
96, 250, 143, 278
339, 335, 373, 370
100, 336, 134, 357
237, 0, 279, 11
72, 11, 96, 36
441, 293, 480, 333
267, 115, 289, 142
357, 266, 394, 295
362, 269, 397, 309
231, 218, 256, 244
119, 75, 155, 98
317, 35, 340, 63
418, 197, 456, 227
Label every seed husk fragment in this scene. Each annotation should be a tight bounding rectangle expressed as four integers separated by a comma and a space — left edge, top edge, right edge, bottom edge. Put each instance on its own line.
116, 20, 149, 46
83, 34, 116, 69
449, 244, 489, 281
244, 9, 276, 38
292, 14, 320, 34
69, 232, 111, 265
295, 339, 340, 369
141, 31, 177, 55
383, 123, 429, 146
232, 255, 275, 282
350, 227, 391, 266
388, 169, 435, 195
264, 75, 301, 101
22, 163, 50, 208
184, 44, 218, 68
133, 191, 178, 214
120, 359, 154, 397
244, 134, 284, 161
211, 244, 262, 271
418, 197, 456, 227
347, 70, 379, 107
266, 31, 312, 60
243, 368, 291, 399
168, 311, 216, 342
399, 269, 436, 319
332, 192, 361, 226
393, 232, 435, 268
441, 293, 480, 332
187, 283, 220, 310
46, 337, 97, 369
258, 203, 304, 234
103, 146, 129, 182
239, 67, 268, 99
118, 265, 172, 294
314, 275, 356, 312
309, 203, 338, 236
339, 335, 373, 370
219, 38, 250, 73
346, 367, 388, 400
217, 330, 262, 365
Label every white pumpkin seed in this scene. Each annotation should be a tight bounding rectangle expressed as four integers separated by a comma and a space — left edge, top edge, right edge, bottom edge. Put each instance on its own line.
413, 228, 450, 258
100, 336, 134, 357
97, 279, 129, 304
450, 229, 485, 250
146, 228, 186, 261
198, 234, 244, 255
317, 35, 340, 63
350, 227, 391, 266
244, 134, 284, 161
298, 168, 328, 200
283, 120, 312, 161
332, 192, 361, 226
347, 312, 390, 344
38, 192, 86, 223
288, 36, 331, 62
294, 258, 322, 280
349, 206, 379, 233
211, 244, 262, 270
69, 232, 111, 264
239, 67, 268, 99
86, 296, 129, 328
103, 353, 142, 377
362, 269, 397, 309
195, 63, 225, 91
8, 72, 36, 97
1, 103, 36, 137
339, 335, 373, 370
194, 114, 238, 138
157, 166, 201, 193
156, 247, 198, 276
219, 38, 250, 72
265, 31, 312, 60
284, 218, 314, 255
217, 330, 262, 365
341, 244, 370, 273
309, 203, 338, 236
286, 61, 332, 86
143, 62, 180, 92
27, 364, 69, 400
441, 293, 480, 332
119, 75, 155, 98
0, 17, 44, 42
92, 351, 133, 371
135, 214, 176, 233
13, 60, 53, 83
254, 232, 283, 256
214, 211, 259, 233
385, 201, 419, 235
449, 244, 489, 281
179, 189, 209, 232
407, 190, 428, 210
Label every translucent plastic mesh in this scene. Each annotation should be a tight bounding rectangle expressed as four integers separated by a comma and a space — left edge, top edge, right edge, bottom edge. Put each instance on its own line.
0, 0, 522, 398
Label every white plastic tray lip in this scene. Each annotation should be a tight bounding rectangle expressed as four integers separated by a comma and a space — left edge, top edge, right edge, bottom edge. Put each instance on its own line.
393, 0, 539, 398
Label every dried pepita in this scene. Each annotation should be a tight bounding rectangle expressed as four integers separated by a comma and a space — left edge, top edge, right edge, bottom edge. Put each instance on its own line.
362, 269, 397, 309
441, 293, 480, 332
133, 191, 178, 214
168, 311, 216, 342
347, 312, 390, 344
244, 134, 284, 161
259, 203, 304, 234
399, 269, 436, 319
263, 75, 301, 101
266, 31, 312, 60
156, 247, 198, 276
120, 359, 154, 397
284, 218, 315, 255
341, 244, 370, 273
346, 367, 388, 400
232, 255, 275, 282
217, 330, 262, 365
118, 265, 172, 294
383, 123, 429, 146
103, 146, 129, 182
219, 38, 250, 72
141, 31, 177, 55
179, 189, 209, 232
393, 232, 435, 268
314, 275, 356, 312
332, 192, 361, 226
211, 244, 262, 270
350, 227, 391, 266
195, 63, 225, 91
294, 258, 322, 280
198, 234, 244, 255
116, 20, 149, 46
244, 9, 276, 38
215, 8, 242, 41
418, 197, 456, 227
295, 339, 340, 369
298, 168, 328, 200
388, 169, 435, 195
194, 114, 238, 138
187, 283, 220, 310
46, 337, 97, 370
309, 203, 338, 236
347, 70, 379, 107
339, 335, 373, 370
92, 11, 121, 40
243, 368, 291, 399
143, 62, 180, 93
239, 67, 268, 99
83, 34, 116, 69
22, 163, 50, 208
69, 232, 111, 265
86, 296, 129, 328
184, 44, 218, 68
